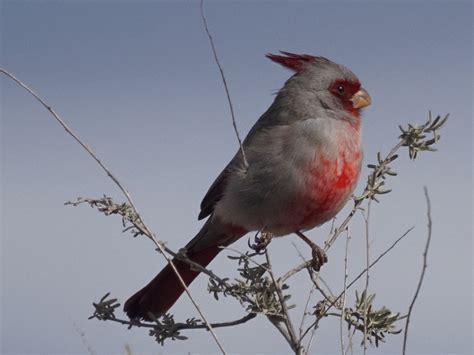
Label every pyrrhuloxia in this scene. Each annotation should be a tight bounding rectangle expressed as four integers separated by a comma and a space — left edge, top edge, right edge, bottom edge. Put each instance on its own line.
124, 52, 371, 320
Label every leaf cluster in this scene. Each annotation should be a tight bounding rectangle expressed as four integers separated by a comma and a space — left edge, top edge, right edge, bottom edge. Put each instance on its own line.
399, 113, 448, 160
89, 293, 120, 321
209, 252, 291, 317
65, 196, 147, 238
356, 113, 448, 203
148, 314, 201, 345
344, 290, 401, 347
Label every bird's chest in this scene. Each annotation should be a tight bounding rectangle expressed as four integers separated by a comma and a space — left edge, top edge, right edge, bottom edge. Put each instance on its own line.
293, 140, 362, 230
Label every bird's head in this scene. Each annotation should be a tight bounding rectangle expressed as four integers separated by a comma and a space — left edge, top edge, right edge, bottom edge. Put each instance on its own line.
266, 52, 371, 120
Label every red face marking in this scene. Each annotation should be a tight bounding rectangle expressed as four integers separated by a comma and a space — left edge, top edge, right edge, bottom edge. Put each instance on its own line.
329, 79, 362, 118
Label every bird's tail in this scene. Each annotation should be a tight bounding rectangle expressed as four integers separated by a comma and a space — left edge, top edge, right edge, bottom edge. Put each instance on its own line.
124, 218, 246, 320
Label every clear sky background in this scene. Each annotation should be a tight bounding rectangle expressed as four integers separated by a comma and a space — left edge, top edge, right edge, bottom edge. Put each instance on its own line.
1, 1, 472, 354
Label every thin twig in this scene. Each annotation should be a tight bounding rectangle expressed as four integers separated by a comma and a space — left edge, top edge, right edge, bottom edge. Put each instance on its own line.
199, 0, 248, 169
67, 196, 233, 291
291, 241, 327, 354
0, 68, 227, 354
290, 243, 331, 354
106, 312, 256, 331
281, 259, 312, 283
340, 228, 351, 355
345, 328, 357, 355
300, 227, 414, 341
402, 187, 432, 354
291, 242, 333, 301
308, 272, 333, 303
363, 200, 372, 354
319, 276, 335, 298
291, 241, 316, 342
264, 250, 299, 353
299, 284, 316, 342
222, 246, 270, 269
164, 246, 231, 286
346, 226, 414, 292
305, 313, 321, 354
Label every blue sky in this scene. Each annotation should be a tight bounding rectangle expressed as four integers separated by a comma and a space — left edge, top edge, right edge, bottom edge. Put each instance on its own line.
1, 1, 472, 354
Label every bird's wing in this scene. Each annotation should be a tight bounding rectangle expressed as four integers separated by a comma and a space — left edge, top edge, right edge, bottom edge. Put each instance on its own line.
198, 162, 233, 220
198, 101, 289, 220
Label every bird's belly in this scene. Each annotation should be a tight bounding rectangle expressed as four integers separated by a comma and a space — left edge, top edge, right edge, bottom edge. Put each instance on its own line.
270, 150, 361, 235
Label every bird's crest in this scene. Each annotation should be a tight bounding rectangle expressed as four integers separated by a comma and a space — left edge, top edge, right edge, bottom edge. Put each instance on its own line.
266, 51, 329, 72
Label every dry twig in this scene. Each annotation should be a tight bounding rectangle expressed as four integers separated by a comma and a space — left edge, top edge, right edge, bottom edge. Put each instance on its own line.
264, 250, 300, 353
402, 187, 433, 354
300, 227, 414, 341
199, 0, 248, 169
0, 68, 227, 354
363, 201, 372, 354
340, 228, 351, 355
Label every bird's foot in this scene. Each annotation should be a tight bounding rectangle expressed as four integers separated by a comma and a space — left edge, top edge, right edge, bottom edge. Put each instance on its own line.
310, 243, 328, 272
248, 231, 273, 254
295, 231, 328, 271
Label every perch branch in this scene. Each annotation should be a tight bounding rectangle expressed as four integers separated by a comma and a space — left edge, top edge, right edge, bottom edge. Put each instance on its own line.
107, 312, 256, 331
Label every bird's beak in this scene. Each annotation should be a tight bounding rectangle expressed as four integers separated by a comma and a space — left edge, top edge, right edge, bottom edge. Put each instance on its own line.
351, 88, 371, 109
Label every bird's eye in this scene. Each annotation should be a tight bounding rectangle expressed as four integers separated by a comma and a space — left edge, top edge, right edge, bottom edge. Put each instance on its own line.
337, 85, 345, 94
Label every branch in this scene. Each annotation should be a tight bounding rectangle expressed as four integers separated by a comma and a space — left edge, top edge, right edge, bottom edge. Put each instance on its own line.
106, 312, 256, 331
363, 200, 372, 354
340, 228, 351, 355
66, 196, 235, 292
264, 250, 299, 353
300, 227, 414, 341
402, 187, 433, 354
346, 226, 415, 292
199, 0, 248, 170
0, 68, 227, 354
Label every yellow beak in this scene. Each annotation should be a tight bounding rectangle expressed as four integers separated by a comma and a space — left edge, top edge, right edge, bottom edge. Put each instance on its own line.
351, 88, 371, 109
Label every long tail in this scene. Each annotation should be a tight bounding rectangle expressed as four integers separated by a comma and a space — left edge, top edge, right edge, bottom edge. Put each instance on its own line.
124, 218, 246, 320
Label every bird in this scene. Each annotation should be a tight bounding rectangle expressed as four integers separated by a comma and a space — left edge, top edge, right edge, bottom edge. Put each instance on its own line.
124, 51, 371, 320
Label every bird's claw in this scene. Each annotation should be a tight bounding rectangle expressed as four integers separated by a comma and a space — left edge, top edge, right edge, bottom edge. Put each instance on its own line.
295, 231, 328, 271
310, 244, 328, 271
248, 231, 273, 254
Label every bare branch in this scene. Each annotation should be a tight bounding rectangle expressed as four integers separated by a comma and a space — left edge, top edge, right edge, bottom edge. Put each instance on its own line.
363, 201, 372, 354
299, 284, 316, 342
264, 250, 300, 353
291, 242, 333, 301
346, 227, 414, 292
300, 227, 414, 341
340, 228, 351, 355
0, 68, 227, 354
402, 187, 433, 354
199, 0, 249, 169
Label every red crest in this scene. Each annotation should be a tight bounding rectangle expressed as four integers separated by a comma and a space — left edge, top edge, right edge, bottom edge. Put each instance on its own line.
266, 51, 328, 72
